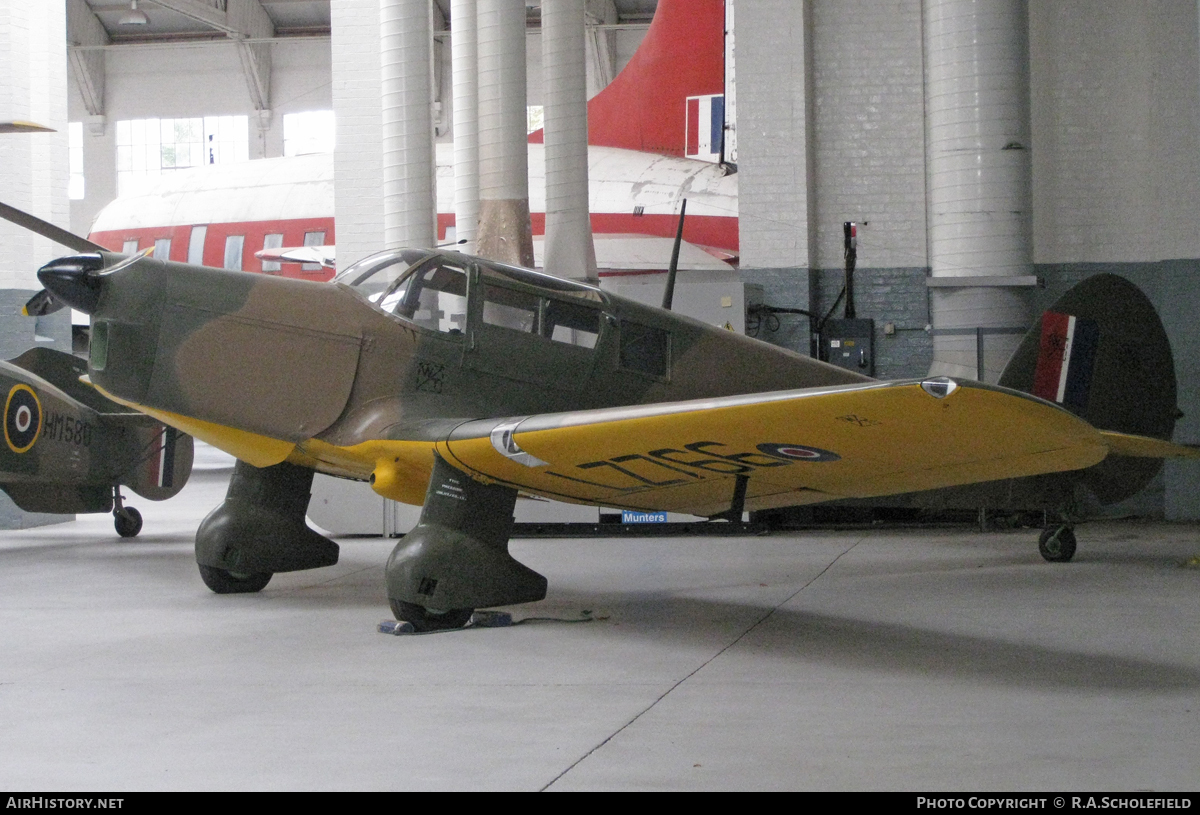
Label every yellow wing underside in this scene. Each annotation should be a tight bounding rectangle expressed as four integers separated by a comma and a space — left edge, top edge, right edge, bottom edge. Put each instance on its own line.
97, 378, 1198, 517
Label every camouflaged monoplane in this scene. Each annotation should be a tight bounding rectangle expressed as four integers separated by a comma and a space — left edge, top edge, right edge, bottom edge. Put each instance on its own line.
0, 344, 193, 537
10, 201, 1199, 630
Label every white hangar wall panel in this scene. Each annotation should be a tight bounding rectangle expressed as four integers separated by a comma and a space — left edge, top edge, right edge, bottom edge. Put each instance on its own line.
66, 39, 333, 236
736, 0, 816, 271
737, 0, 931, 380
1027, 0, 1200, 520
809, 0, 927, 272
1029, 1, 1200, 264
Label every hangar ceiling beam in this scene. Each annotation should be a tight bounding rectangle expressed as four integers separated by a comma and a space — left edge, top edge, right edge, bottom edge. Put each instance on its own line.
67, 0, 109, 117
150, 0, 275, 111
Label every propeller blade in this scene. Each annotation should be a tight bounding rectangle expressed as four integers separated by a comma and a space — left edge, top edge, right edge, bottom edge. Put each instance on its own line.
0, 121, 55, 134
21, 289, 64, 317
0, 201, 105, 253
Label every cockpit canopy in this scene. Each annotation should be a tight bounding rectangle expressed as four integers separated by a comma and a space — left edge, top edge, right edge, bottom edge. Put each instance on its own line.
332, 249, 607, 347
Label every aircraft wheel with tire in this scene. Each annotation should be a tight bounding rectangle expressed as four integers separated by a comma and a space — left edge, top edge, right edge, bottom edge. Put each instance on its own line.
198, 564, 272, 594
390, 599, 473, 632
1038, 525, 1077, 562
114, 507, 142, 538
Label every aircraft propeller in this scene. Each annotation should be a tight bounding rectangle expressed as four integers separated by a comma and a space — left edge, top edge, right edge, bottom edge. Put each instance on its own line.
0, 200, 120, 317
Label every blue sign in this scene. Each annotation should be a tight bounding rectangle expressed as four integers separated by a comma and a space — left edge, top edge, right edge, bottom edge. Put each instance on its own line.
622, 510, 668, 524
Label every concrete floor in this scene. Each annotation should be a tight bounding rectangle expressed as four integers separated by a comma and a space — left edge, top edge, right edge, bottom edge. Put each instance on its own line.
1, 446, 1198, 791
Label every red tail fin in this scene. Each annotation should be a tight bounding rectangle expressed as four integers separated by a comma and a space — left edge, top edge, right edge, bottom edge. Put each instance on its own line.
531, 0, 726, 157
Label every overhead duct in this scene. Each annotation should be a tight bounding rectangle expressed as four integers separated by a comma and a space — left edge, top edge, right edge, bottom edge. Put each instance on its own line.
380, 0, 435, 249
476, 0, 534, 267
450, 0, 480, 253
924, 0, 1034, 383
542, 0, 598, 282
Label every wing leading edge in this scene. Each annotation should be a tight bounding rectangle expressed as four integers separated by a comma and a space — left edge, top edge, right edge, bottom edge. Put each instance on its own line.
435, 378, 1113, 517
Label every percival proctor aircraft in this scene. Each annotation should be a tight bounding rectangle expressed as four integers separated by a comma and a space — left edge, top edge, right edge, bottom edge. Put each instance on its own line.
14, 204, 1199, 630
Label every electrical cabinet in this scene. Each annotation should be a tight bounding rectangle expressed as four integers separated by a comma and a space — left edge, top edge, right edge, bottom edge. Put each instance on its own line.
820, 318, 875, 376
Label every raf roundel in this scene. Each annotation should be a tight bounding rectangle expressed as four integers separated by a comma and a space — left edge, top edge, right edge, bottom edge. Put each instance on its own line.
5, 384, 42, 453
757, 442, 841, 463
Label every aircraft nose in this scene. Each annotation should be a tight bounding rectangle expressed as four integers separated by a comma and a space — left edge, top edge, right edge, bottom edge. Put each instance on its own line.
37, 252, 105, 314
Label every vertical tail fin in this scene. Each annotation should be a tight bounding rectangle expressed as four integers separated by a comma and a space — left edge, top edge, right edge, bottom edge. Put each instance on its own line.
530, 0, 726, 157
998, 274, 1179, 503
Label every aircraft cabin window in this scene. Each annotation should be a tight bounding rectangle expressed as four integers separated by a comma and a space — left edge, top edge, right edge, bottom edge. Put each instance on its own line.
380, 260, 468, 334
187, 225, 207, 265
302, 230, 326, 272
544, 299, 600, 349
224, 235, 244, 271
122, 239, 139, 255
482, 283, 539, 334
620, 321, 670, 378
261, 233, 284, 272
153, 239, 171, 260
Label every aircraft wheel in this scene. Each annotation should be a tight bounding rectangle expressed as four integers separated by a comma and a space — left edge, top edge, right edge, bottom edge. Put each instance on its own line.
198, 564, 272, 594
1038, 525, 1077, 562
114, 507, 143, 538
390, 600, 473, 632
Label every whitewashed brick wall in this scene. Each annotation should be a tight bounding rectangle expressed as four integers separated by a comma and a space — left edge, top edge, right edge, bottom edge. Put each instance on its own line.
737, 0, 815, 270
809, 0, 927, 272
1030, 0, 1200, 264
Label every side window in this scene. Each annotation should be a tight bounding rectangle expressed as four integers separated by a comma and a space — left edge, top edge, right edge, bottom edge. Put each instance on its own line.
380, 260, 468, 334
302, 230, 326, 271
187, 225, 207, 265
261, 233, 284, 272
482, 283, 539, 334
122, 239, 139, 255
544, 299, 600, 349
223, 235, 244, 271
620, 321, 670, 378
153, 238, 171, 260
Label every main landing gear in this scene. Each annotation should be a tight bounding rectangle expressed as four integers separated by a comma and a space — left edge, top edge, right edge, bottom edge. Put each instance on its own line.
384, 452, 547, 632
112, 487, 142, 538
194, 460, 339, 595
1038, 524, 1077, 562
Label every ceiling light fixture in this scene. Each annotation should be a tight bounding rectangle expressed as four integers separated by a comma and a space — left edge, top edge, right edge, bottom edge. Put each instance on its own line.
119, 0, 149, 26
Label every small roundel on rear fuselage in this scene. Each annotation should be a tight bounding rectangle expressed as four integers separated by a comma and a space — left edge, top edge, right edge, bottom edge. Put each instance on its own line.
757, 442, 841, 463
5, 384, 42, 453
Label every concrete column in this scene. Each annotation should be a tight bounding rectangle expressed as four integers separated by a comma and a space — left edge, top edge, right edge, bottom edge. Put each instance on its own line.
476, 0, 534, 267
331, 0, 385, 270
380, 0, 436, 249
925, 0, 1033, 382
541, 0, 597, 282
451, 0, 480, 252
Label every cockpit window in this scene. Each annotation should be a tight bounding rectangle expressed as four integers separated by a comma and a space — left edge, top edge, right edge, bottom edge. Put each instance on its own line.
336, 249, 467, 335
332, 248, 431, 299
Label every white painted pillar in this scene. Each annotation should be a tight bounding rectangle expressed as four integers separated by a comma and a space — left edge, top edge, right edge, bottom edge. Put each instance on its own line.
476, 0, 534, 267
380, 0, 436, 249
451, 0, 480, 252
924, 0, 1033, 382
0, 1, 69, 288
331, 0, 384, 270
542, 0, 597, 281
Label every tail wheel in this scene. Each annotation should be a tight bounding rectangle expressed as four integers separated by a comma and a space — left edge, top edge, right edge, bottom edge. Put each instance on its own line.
390, 600, 473, 632
114, 507, 142, 538
1038, 525, 1077, 562
198, 564, 272, 594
